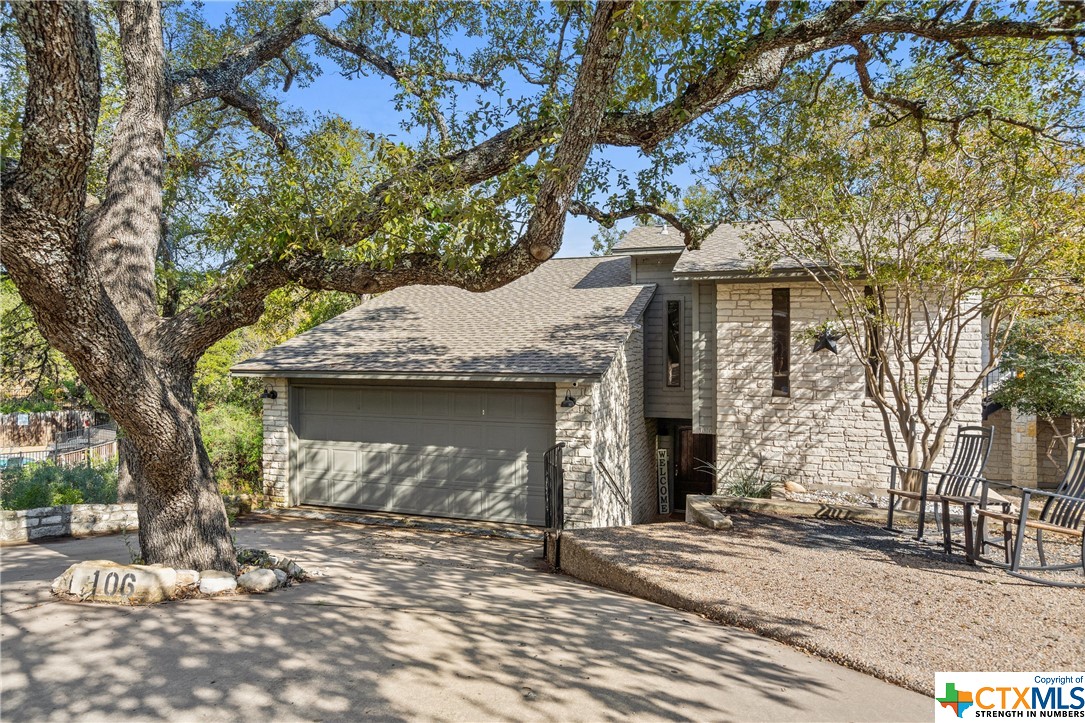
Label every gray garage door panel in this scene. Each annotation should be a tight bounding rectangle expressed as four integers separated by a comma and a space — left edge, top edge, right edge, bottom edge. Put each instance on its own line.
294, 386, 553, 525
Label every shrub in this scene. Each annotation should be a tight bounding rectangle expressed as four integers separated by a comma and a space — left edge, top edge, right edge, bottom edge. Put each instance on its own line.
200, 403, 263, 496
717, 469, 777, 499
0, 458, 118, 510
699, 457, 780, 499
1, 467, 52, 509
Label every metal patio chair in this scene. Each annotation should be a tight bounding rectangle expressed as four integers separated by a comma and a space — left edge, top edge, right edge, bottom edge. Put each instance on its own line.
886, 425, 994, 545
973, 437, 1085, 588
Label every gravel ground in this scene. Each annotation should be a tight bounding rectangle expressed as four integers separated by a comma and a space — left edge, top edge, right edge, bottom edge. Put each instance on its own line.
561, 516, 1084, 695
777, 488, 1012, 516
780, 489, 883, 507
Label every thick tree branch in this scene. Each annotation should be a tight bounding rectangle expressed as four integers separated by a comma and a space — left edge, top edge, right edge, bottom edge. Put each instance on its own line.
84, 1, 170, 340
345, 3, 1084, 233
311, 24, 491, 88
158, 261, 289, 359
519, 0, 632, 262
220, 90, 291, 153
172, 1, 1085, 176
173, 1, 1085, 355
597, 1, 870, 150
169, 0, 341, 111
164, 1, 1085, 359
568, 200, 710, 248
852, 41, 925, 117
3, 2, 99, 220
167, 0, 632, 358
336, 118, 555, 242
278, 55, 297, 92
598, 8, 1084, 151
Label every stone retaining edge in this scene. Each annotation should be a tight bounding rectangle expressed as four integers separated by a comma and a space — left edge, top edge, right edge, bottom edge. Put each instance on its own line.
684, 497, 734, 529
556, 531, 927, 696
701, 495, 921, 525
1, 503, 138, 545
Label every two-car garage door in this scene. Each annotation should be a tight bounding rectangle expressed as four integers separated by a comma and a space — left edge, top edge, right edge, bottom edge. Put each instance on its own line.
293, 385, 554, 525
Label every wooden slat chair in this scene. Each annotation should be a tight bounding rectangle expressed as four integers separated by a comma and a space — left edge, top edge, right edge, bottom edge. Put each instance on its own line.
886, 425, 994, 544
974, 437, 1085, 588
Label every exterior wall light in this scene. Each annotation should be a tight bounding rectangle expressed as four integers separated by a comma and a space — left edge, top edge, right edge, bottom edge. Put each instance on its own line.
260, 388, 278, 400
560, 391, 577, 408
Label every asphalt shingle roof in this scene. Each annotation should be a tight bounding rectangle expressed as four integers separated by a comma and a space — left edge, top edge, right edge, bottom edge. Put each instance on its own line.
672, 221, 802, 276
611, 222, 801, 272
232, 256, 655, 379
670, 221, 1012, 276
611, 224, 687, 253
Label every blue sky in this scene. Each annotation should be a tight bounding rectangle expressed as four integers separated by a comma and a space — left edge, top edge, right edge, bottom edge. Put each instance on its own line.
194, 1, 696, 257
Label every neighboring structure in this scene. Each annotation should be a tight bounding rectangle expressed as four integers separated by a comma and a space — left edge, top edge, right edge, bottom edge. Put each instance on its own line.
982, 408, 1076, 489
236, 223, 987, 528
0, 410, 99, 451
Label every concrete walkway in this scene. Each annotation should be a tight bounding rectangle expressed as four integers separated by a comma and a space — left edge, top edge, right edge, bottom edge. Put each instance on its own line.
1, 518, 929, 722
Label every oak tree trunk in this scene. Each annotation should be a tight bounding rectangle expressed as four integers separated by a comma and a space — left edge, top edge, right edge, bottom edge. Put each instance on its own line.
3, 1, 239, 573
131, 370, 236, 571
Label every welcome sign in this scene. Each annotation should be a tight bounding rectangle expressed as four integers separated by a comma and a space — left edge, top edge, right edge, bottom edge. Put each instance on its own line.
656, 449, 670, 515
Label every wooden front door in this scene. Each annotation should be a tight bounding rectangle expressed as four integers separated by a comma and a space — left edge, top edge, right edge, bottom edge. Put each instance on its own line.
675, 427, 715, 510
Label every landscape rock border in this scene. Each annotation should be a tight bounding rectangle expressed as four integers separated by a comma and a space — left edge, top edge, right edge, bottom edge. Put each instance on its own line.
51, 548, 309, 605
688, 494, 920, 527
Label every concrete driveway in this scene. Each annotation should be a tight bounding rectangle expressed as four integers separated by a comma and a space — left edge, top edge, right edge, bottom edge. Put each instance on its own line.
1, 519, 929, 722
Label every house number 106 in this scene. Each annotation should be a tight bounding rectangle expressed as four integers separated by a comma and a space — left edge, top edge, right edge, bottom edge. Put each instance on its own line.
89, 570, 137, 596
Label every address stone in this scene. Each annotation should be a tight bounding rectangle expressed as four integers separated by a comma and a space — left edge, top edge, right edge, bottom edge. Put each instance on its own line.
52, 561, 179, 604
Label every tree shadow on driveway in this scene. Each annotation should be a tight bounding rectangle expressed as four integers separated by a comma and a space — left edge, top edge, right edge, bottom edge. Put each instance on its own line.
1, 518, 927, 721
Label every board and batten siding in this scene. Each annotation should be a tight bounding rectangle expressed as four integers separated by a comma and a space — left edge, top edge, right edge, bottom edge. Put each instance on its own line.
633, 253, 693, 420
691, 282, 717, 435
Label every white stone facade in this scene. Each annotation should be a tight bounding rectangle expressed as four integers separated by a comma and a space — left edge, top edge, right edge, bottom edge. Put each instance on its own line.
714, 281, 983, 489
555, 380, 592, 527
1010, 408, 1039, 488
555, 327, 652, 528
261, 377, 289, 507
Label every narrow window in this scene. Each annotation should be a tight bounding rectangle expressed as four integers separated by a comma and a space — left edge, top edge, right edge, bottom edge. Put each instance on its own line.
771, 289, 790, 397
864, 286, 886, 398
666, 300, 682, 387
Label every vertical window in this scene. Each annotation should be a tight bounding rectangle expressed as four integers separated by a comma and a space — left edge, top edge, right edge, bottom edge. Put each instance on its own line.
666, 300, 682, 387
771, 289, 790, 397
865, 286, 885, 398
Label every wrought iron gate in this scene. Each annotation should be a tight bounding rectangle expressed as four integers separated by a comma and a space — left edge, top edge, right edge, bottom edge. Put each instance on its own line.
543, 442, 565, 531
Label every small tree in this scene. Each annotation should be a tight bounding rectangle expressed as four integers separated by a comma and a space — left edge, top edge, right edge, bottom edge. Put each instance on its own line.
991, 317, 1085, 474
700, 78, 1084, 488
